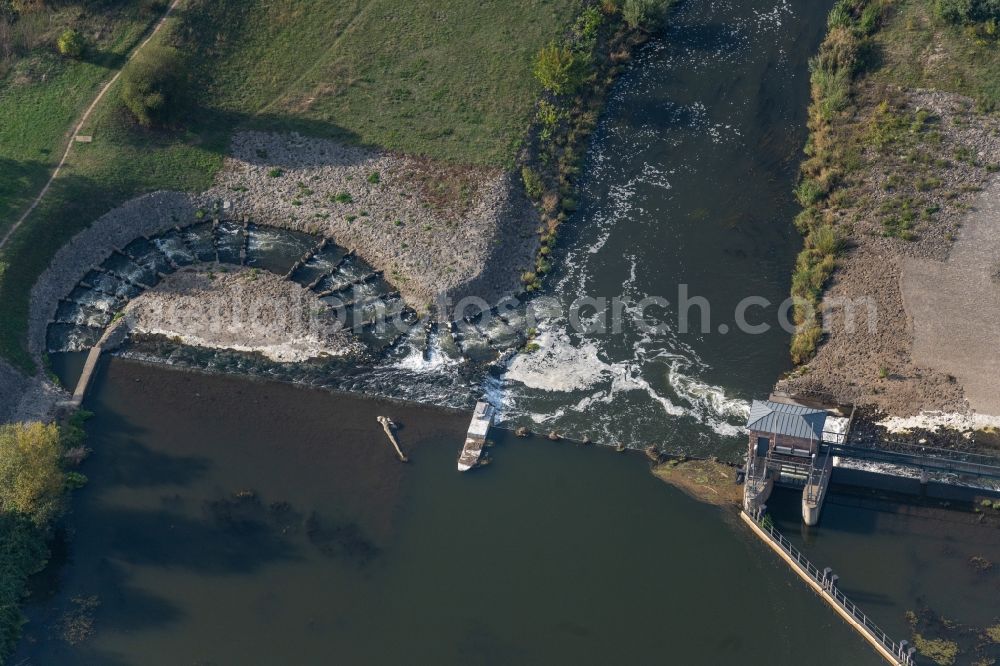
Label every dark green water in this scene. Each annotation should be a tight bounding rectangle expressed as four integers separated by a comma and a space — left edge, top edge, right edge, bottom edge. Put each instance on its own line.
18, 359, 879, 665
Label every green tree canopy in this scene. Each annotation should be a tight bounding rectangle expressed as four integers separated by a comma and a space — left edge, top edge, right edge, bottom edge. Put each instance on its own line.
0, 422, 65, 526
120, 45, 187, 127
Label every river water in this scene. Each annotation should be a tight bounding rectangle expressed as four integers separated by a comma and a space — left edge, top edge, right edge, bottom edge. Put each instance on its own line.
52, 0, 829, 458
23, 0, 985, 663
18, 359, 879, 664
498, 0, 824, 453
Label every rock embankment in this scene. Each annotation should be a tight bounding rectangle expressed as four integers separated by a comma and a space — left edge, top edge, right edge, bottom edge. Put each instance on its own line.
210, 131, 540, 310
777, 91, 1000, 417
28, 191, 200, 358
27, 132, 541, 364
123, 266, 361, 363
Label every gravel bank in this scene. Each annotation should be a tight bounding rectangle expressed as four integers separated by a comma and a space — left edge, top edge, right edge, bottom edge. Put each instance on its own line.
902, 177, 1000, 416
777, 90, 1000, 417
209, 131, 540, 310
123, 266, 360, 362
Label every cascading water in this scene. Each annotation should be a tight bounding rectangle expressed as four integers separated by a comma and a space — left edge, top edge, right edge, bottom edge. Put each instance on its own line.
491, 0, 823, 455
47, 0, 823, 457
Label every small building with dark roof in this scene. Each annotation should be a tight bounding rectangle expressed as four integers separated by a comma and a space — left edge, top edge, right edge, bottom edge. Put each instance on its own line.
747, 399, 827, 457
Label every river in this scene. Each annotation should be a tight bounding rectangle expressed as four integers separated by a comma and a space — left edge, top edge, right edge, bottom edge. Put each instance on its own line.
18, 359, 879, 664
22, 0, 996, 663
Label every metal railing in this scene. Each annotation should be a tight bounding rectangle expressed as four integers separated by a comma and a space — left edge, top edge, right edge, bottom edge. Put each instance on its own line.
746, 508, 916, 666
828, 442, 1000, 480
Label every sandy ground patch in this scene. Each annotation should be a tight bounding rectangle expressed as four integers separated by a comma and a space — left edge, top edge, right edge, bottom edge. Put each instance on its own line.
902, 177, 1000, 416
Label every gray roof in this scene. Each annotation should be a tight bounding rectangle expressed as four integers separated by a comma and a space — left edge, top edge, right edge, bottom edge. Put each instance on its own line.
746, 400, 826, 441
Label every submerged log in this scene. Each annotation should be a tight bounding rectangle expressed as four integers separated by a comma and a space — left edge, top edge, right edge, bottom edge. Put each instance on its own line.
377, 416, 408, 462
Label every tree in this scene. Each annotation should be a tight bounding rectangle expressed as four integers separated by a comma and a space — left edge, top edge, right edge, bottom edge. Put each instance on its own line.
120, 45, 186, 127
0, 422, 65, 526
533, 42, 587, 95
57, 29, 85, 58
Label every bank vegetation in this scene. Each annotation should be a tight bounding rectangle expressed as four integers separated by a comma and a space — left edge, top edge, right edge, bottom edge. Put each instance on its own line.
784, 0, 1000, 417
0, 414, 88, 663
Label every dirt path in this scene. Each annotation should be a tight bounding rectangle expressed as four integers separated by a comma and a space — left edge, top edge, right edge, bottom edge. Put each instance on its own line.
0, 0, 181, 251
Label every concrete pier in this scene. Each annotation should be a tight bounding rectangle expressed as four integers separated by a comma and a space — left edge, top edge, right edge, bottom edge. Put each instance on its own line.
70, 319, 129, 407
802, 452, 833, 526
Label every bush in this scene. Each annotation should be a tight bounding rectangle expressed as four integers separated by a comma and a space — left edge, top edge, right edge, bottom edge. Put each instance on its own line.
827, 1, 854, 30
807, 226, 841, 255
521, 166, 544, 199
574, 6, 604, 41
790, 324, 824, 364
936, 0, 974, 22
858, 3, 882, 34
119, 45, 186, 127
937, 0, 1000, 23
795, 178, 826, 206
57, 28, 85, 58
810, 61, 852, 120
623, 0, 659, 29
533, 42, 588, 95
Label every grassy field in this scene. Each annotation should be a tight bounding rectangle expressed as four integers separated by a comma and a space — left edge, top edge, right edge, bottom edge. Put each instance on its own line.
177, 0, 583, 166
0, 0, 582, 371
871, 0, 1000, 110
0, 2, 164, 237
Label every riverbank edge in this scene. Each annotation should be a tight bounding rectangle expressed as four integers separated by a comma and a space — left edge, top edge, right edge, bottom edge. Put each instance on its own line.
776, 0, 1000, 425
515, 3, 669, 292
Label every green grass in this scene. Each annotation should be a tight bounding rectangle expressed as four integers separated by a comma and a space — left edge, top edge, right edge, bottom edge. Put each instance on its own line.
0, 0, 582, 370
177, 0, 582, 167
0, 3, 162, 237
872, 0, 1000, 110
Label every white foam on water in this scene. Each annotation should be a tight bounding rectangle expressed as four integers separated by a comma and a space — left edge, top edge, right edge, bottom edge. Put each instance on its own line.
878, 411, 1000, 433
393, 329, 459, 373
667, 363, 749, 437
504, 328, 609, 393
501, 323, 747, 439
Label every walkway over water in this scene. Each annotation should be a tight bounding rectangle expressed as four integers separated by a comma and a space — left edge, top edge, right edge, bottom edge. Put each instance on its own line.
742, 509, 916, 666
